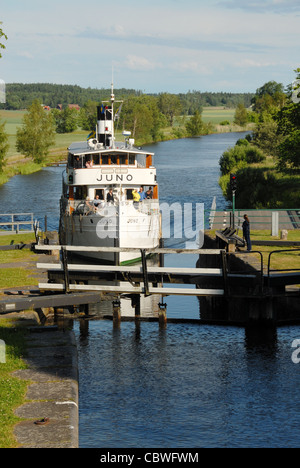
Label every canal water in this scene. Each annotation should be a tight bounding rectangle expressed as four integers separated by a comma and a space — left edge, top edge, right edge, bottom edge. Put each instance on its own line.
1, 132, 300, 447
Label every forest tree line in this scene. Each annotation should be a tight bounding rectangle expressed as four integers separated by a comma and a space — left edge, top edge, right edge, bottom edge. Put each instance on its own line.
0, 82, 254, 112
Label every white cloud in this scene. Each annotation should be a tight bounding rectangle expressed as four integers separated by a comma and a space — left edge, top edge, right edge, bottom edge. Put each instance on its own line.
219, 0, 300, 13
125, 55, 159, 71
17, 51, 34, 59
236, 59, 280, 68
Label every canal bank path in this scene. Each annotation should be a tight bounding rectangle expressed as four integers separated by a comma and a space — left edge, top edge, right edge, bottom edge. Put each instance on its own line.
12, 325, 79, 448
0, 247, 78, 447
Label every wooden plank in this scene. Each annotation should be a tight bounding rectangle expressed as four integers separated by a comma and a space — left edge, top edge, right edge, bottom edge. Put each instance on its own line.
34, 244, 224, 255
37, 262, 256, 279
149, 287, 224, 296
38, 283, 143, 293
0, 292, 102, 314
36, 262, 223, 276
38, 282, 225, 296
0, 222, 33, 225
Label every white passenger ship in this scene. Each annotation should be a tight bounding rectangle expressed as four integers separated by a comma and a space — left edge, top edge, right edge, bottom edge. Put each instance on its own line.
59, 85, 161, 265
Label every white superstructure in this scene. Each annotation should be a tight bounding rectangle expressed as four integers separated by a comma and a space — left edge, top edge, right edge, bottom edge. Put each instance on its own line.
59, 85, 161, 265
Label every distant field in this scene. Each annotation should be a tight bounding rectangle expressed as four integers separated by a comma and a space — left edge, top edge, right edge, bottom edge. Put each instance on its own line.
0, 110, 26, 135
202, 107, 235, 124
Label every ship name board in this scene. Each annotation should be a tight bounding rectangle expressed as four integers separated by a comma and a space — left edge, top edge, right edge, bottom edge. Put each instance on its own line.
70, 168, 155, 185
96, 173, 134, 182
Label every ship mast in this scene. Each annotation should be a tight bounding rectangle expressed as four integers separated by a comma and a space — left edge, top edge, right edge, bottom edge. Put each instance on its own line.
110, 80, 115, 149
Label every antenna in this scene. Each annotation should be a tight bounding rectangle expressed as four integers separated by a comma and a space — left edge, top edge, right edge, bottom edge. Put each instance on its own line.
111, 65, 115, 102
111, 67, 115, 148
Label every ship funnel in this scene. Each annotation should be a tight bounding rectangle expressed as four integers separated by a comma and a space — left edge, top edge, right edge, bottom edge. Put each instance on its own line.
97, 105, 113, 147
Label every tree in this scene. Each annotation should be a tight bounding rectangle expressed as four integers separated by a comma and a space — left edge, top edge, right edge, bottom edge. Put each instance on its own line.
120, 95, 166, 142
234, 103, 248, 127
251, 80, 286, 113
185, 110, 203, 137
276, 69, 300, 170
291, 68, 300, 103
158, 93, 182, 126
121, 96, 153, 141
0, 22, 7, 58
79, 100, 98, 131
252, 119, 283, 157
16, 99, 55, 163
51, 107, 78, 133
0, 120, 9, 171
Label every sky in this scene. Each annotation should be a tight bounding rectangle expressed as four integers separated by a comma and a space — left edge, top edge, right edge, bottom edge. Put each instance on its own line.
0, 0, 299, 94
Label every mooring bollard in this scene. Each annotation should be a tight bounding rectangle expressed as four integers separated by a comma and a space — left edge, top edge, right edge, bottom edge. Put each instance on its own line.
131, 295, 141, 319
112, 299, 121, 324
158, 302, 167, 327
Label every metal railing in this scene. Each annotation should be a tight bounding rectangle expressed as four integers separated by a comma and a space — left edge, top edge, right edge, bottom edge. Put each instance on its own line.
62, 198, 160, 217
227, 250, 264, 295
0, 213, 38, 233
206, 208, 300, 231
267, 248, 300, 276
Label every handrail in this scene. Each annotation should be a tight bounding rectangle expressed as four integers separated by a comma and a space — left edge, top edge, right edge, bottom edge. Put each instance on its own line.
227, 250, 264, 295
267, 248, 300, 278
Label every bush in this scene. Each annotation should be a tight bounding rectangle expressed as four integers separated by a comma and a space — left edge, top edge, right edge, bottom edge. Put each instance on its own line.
245, 146, 266, 164
219, 143, 266, 175
220, 166, 280, 208
236, 138, 249, 146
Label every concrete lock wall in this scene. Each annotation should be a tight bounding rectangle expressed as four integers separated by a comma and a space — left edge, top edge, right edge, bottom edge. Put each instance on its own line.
197, 233, 300, 325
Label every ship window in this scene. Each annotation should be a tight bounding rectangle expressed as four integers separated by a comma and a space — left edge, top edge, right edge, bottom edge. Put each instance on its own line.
93, 154, 100, 165
136, 153, 146, 167
129, 154, 135, 165
111, 155, 118, 165
126, 189, 133, 200
85, 154, 94, 168
73, 155, 84, 168
102, 155, 109, 165
94, 189, 104, 200
74, 186, 84, 200
119, 155, 127, 165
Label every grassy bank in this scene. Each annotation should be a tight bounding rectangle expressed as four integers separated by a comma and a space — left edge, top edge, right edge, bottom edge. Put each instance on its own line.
0, 318, 29, 448
0, 233, 38, 447
0, 233, 38, 290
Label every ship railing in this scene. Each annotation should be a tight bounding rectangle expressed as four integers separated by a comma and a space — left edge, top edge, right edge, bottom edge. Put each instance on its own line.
63, 198, 160, 216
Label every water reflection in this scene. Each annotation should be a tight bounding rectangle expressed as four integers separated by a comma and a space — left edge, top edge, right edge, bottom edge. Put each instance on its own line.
75, 319, 300, 448
245, 324, 278, 356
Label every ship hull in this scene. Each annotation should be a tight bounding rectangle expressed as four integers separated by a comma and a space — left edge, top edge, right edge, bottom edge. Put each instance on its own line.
59, 200, 161, 265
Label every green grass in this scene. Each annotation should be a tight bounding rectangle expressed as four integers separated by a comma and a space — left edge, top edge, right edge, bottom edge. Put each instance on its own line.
0, 232, 36, 246
0, 318, 29, 448
0, 246, 38, 288
0, 110, 26, 135
0, 267, 37, 289
0, 248, 36, 263
250, 229, 300, 242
